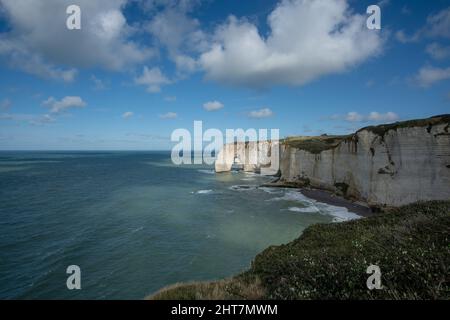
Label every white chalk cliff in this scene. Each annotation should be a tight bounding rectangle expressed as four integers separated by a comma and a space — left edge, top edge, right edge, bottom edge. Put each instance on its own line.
215, 115, 450, 207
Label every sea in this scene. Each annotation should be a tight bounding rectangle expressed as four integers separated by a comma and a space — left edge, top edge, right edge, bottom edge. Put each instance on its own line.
0, 151, 360, 299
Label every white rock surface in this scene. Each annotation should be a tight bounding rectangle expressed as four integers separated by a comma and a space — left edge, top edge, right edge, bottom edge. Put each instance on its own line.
215, 118, 450, 207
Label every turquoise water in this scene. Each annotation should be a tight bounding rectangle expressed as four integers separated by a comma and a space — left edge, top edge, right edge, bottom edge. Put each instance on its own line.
0, 151, 359, 299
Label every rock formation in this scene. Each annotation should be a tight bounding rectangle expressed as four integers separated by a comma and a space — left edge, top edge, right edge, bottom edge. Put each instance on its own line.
215, 115, 450, 207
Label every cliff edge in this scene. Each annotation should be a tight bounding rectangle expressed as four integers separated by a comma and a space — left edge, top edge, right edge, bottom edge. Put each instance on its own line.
215, 115, 450, 207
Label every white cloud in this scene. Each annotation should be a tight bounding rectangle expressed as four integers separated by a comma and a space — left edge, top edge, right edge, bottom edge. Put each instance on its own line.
425, 7, 450, 39
377, 0, 390, 8
248, 108, 273, 118
395, 30, 418, 44
199, 0, 382, 88
426, 43, 450, 60
365, 80, 375, 88
203, 100, 224, 111
401, 6, 411, 16
414, 65, 450, 88
0, 98, 11, 110
30, 114, 56, 125
134, 66, 171, 93
145, 1, 206, 74
0, 112, 55, 125
164, 96, 177, 102
159, 112, 177, 119
122, 111, 134, 119
91, 75, 107, 90
331, 111, 399, 123
0, 0, 153, 81
367, 111, 399, 122
43, 96, 87, 113
396, 7, 450, 43
345, 111, 364, 122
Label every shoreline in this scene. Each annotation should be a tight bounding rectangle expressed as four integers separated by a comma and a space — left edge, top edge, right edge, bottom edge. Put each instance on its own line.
298, 188, 374, 217
261, 181, 374, 218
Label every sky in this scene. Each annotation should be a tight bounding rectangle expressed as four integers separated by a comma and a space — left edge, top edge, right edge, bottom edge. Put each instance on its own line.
0, 0, 449, 150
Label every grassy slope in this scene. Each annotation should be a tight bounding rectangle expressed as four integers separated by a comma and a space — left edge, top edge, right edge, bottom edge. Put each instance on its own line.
150, 201, 450, 300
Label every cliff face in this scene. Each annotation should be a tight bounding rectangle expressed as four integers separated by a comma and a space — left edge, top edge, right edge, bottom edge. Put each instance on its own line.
215, 115, 450, 207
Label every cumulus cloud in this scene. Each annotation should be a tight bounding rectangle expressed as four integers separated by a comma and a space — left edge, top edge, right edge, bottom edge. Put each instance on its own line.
164, 96, 177, 102
91, 75, 107, 90
425, 7, 450, 39
122, 111, 134, 119
394, 30, 418, 44
329, 111, 399, 123
203, 100, 224, 111
367, 111, 399, 122
426, 43, 450, 60
0, 98, 11, 110
145, 0, 206, 74
413, 65, 450, 88
401, 6, 411, 15
0, 0, 153, 81
248, 108, 273, 118
0, 112, 55, 125
43, 96, 87, 113
159, 112, 177, 119
345, 111, 364, 122
134, 66, 171, 93
396, 7, 450, 43
199, 0, 383, 88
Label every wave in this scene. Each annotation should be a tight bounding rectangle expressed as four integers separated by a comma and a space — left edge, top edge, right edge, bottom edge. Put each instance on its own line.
260, 187, 284, 194
266, 190, 314, 203
198, 169, 215, 175
131, 226, 144, 233
318, 204, 361, 222
196, 189, 213, 194
229, 185, 258, 191
269, 190, 361, 222
287, 206, 320, 213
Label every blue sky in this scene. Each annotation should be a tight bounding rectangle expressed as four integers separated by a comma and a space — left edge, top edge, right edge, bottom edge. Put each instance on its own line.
0, 0, 449, 150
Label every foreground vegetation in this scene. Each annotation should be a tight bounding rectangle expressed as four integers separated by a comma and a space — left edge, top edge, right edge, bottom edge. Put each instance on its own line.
149, 201, 450, 300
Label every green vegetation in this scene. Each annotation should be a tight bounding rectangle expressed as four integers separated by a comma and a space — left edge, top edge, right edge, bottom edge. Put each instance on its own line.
359, 114, 450, 137
282, 115, 450, 154
149, 201, 450, 300
282, 135, 349, 154
334, 182, 349, 197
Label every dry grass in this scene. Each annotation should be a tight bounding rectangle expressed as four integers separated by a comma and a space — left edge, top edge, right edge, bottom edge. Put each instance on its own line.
147, 276, 265, 300
148, 201, 450, 300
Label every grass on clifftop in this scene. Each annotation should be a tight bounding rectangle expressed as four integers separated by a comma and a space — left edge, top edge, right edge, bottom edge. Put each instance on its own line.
149, 201, 450, 300
282, 135, 349, 154
358, 114, 450, 137
282, 115, 450, 154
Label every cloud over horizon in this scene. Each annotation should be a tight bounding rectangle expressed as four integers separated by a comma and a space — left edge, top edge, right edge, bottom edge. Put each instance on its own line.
248, 108, 273, 118
43, 96, 87, 114
203, 101, 224, 111
159, 112, 177, 119
329, 111, 400, 123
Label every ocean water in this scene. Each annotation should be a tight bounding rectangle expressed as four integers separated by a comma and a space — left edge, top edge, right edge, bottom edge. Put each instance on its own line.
0, 151, 360, 299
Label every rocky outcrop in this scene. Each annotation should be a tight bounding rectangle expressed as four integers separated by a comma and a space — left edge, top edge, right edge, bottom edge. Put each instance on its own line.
215, 115, 450, 207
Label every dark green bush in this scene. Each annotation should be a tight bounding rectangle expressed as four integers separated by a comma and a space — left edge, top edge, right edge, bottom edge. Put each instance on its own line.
151, 201, 450, 300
